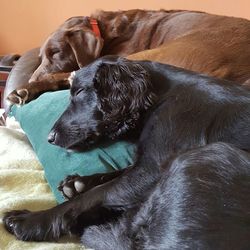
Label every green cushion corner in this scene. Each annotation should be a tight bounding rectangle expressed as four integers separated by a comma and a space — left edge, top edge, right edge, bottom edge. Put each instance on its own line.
10, 90, 136, 203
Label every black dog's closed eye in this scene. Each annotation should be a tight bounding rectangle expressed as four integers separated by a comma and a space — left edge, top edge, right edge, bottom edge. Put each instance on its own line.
4, 56, 250, 249
74, 88, 85, 96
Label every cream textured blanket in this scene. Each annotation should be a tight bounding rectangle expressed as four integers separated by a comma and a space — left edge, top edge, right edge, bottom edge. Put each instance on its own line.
0, 119, 82, 250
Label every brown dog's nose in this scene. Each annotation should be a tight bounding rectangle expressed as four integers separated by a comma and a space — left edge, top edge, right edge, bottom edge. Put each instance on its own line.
48, 131, 57, 144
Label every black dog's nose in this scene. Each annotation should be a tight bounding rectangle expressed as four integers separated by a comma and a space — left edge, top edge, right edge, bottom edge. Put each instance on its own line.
48, 130, 57, 144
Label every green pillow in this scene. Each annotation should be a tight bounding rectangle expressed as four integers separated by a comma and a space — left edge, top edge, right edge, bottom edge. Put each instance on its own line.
10, 90, 136, 203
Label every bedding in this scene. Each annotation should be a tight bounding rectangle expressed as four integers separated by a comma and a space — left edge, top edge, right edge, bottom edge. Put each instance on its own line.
0, 120, 81, 249
10, 90, 136, 203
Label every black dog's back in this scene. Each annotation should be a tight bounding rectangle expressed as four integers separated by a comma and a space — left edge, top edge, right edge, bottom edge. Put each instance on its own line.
137, 60, 250, 163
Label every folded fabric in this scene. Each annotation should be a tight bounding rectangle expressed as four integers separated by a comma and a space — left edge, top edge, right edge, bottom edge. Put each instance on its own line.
0, 124, 81, 249
10, 90, 136, 203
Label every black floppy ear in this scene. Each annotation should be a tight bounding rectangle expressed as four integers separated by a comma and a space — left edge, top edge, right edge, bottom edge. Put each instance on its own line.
95, 60, 156, 118
65, 28, 104, 68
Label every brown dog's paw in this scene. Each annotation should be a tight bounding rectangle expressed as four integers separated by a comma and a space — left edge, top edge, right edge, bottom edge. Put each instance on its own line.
7, 89, 29, 105
58, 174, 86, 200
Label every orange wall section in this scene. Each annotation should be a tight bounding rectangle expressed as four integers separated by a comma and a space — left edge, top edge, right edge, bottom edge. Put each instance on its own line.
1, 0, 250, 55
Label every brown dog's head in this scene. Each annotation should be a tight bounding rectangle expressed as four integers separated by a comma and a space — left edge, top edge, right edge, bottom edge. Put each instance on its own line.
30, 17, 104, 82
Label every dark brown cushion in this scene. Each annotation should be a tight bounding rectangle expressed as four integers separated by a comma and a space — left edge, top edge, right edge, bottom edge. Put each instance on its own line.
4, 48, 40, 111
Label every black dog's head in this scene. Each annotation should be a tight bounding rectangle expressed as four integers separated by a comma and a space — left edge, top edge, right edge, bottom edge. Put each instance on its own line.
48, 56, 156, 151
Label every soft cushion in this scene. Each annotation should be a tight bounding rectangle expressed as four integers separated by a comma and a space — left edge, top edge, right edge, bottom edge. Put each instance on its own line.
10, 90, 136, 203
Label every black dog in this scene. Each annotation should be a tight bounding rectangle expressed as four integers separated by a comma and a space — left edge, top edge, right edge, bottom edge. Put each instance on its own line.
4, 57, 250, 249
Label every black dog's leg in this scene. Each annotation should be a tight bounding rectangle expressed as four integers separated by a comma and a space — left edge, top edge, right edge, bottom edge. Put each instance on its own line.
3, 154, 160, 242
58, 166, 132, 199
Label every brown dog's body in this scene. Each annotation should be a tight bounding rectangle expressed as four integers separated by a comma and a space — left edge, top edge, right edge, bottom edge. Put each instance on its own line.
7, 9, 250, 104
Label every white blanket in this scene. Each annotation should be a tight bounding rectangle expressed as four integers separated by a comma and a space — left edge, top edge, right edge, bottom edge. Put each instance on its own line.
0, 118, 82, 249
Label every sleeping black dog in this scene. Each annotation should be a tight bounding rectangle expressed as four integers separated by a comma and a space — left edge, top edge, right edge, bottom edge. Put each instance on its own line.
4, 56, 250, 249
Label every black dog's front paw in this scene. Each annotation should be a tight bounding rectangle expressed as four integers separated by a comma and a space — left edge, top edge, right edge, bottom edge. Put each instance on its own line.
3, 210, 31, 236
58, 174, 86, 200
3, 209, 66, 241
58, 172, 120, 200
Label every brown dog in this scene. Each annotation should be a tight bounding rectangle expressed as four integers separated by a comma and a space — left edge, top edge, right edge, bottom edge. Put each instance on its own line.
7, 9, 250, 105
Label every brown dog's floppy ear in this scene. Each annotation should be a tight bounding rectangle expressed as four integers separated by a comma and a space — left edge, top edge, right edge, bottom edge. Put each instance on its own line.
66, 29, 104, 68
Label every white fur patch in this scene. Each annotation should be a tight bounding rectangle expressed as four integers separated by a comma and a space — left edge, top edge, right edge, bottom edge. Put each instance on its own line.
68, 71, 76, 87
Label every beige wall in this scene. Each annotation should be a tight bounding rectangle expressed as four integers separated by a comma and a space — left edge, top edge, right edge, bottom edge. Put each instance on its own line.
1, 0, 250, 55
